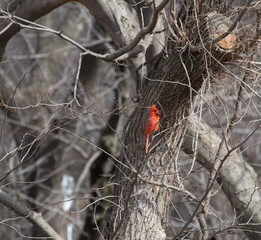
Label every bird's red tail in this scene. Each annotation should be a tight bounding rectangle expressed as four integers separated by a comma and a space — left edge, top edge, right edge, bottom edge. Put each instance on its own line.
146, 133, 149, 153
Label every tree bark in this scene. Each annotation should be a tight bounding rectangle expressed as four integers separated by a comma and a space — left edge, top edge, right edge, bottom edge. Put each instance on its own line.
103, 1, 242, 239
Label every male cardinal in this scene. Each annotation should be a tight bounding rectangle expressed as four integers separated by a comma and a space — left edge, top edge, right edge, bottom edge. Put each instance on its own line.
144, 104, 160, 153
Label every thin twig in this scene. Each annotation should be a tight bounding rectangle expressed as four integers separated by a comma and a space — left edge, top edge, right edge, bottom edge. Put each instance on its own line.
139, 177, 200, 203
74, 151, 102, 193
197, 212, 209, 240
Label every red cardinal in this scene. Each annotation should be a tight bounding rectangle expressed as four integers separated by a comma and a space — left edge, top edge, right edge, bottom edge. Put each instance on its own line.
144, 104, 160, 153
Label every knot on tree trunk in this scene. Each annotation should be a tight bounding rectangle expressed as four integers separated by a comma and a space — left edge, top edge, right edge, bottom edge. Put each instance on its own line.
207, 12, 237, 51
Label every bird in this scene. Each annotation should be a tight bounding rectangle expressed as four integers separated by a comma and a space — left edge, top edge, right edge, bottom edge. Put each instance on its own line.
144, 104, 160, 153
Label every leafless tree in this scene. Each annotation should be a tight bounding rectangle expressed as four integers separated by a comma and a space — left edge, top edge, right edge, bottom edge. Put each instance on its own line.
0, 0, 261, 240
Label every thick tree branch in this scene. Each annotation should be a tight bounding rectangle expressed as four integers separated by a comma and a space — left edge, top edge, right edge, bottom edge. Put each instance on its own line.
0, 0, 167, 80
80, 0, 139, 47
90, 0, 169, 62
183, 116, 261, 240
0, 9, 89, 52
0, 0, 70, 59
0, 190, 63, 240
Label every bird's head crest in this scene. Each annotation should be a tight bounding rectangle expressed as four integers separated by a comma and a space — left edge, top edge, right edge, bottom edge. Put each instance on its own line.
150, 104, 159, 116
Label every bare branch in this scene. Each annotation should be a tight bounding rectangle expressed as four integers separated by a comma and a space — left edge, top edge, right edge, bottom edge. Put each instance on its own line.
0, 190, 63, 240
97, 0, 170, 62
1, 0, 169, 62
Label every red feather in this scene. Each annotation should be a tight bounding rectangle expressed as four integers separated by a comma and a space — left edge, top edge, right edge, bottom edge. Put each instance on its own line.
144, 104, 160, 153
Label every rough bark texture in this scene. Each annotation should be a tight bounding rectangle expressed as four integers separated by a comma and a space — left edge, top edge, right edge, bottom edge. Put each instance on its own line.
104, 51, 206, 240
103, 2, 239, 239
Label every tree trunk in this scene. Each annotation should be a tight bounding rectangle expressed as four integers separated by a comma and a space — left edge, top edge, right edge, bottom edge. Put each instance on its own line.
103, 1, 240, 238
